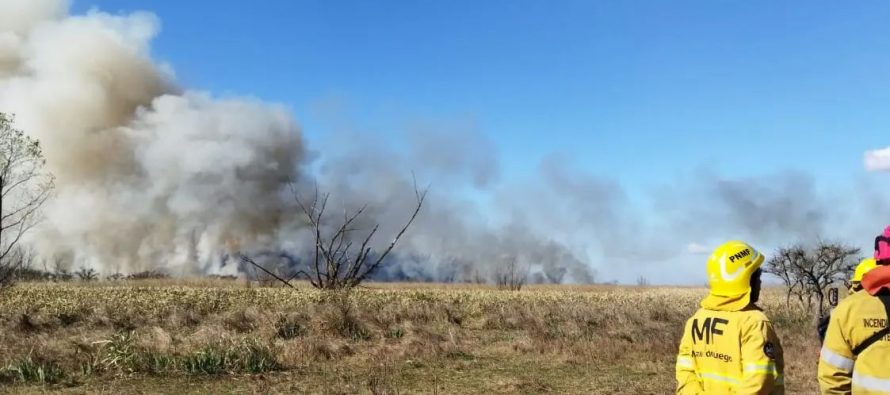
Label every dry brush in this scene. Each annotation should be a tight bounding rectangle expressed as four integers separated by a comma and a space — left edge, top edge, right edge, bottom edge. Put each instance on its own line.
0, 281, 820, 394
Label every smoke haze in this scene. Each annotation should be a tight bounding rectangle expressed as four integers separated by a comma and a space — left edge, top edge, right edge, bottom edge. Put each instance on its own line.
1, 1, 887, 284
0, 1, 304, 275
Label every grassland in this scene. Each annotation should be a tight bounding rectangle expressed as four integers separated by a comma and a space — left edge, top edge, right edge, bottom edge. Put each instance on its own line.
0, 281, 819, 394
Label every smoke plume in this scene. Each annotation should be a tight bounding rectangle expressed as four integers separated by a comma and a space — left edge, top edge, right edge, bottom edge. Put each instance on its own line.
0, 1, 599, 283
1, 2, 884, 284
0, 1, 304, 275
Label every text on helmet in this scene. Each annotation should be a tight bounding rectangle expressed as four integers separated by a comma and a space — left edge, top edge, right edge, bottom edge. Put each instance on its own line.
729, 249, 751, 263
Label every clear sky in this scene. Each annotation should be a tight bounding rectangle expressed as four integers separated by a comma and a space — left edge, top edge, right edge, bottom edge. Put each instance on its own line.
71, 0, 890, 182
68, 0, 890, 282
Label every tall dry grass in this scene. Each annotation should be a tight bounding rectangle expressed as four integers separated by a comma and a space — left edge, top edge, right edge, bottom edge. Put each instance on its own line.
0, 282, 819, 394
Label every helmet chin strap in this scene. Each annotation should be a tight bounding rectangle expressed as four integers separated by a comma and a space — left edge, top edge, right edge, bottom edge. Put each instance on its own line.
748, 269, 762, 304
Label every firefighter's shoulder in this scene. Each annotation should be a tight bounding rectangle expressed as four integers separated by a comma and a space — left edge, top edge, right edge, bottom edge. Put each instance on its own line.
837, 290, 885, 317
687, 307, 711, 318
684, 308, 705, 324
683, 308, 715, 327
738, 305, 771, 324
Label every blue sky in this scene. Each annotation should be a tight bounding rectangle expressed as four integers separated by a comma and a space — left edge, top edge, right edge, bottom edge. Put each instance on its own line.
72, 0, 890, 186
68, 0, 890, 282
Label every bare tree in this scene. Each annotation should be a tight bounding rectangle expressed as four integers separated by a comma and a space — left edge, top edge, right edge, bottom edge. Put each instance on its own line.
75, 266, 99, 282
0, 246, 38, 285
495, 257, 527, 291
764, 241, 859, 316
0, 113, 54, 289
240, 182, 427, 290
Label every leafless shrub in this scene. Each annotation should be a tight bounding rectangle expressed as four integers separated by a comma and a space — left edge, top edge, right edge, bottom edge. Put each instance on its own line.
49, 266, 73, 282
75, 267, 99, 282
240, 181, 427, 290
764, 241, 859, 316
495, 258, 527, 291
0, 247, 41, 285
107, 273, 125, 281
13, 266, 50, 282
248, 264, 287, 288
126, 270, 170, 280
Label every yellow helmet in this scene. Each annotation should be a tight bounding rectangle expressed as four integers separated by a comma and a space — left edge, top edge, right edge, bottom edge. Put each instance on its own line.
852, 257, 878, 283
705, 240, 765, 296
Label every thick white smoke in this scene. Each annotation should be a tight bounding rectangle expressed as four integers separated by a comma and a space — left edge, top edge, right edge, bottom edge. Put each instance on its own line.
5, 1, 878, 284
0, 1, 304, 275
0, 0, 600, 283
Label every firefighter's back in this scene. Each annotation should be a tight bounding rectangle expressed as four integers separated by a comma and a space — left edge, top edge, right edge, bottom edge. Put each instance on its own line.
678, 307, 783, 394
819, 291, 890, 394
684, 308, 746, 391
676, 241, 783, 395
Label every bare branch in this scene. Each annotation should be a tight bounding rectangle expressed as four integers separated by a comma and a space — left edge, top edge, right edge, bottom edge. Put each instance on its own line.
354, 185, 428, 284
239, 177, 428, 290
238, 254, 295, 288
1, 114, 54, 288
286, 269, 316, 287
764, 240, 859, 316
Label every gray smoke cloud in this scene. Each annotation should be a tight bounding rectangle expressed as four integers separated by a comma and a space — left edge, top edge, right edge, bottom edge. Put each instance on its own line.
0, 1, 598, 283
655, 170, 834, 244
0, 1, 304, 275
301, 125, 597, 283
1, 1, 884, 284
653, 169, 887, 283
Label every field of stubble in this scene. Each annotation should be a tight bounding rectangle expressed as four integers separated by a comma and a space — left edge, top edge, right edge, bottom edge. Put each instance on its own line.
0, 281, 818, 394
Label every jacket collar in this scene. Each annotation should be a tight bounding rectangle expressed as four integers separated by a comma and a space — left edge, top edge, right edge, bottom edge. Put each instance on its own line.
701, 291, 752, 311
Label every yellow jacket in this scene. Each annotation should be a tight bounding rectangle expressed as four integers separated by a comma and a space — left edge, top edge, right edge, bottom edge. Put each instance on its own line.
818, 290, 890, 394
676, 306, 785, 394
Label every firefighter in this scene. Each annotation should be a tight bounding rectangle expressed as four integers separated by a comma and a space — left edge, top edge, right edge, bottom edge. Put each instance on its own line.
851, 258, 879, 293
818, 258, 879, 343
818, 227, 890, 394
676, 240, 785, 394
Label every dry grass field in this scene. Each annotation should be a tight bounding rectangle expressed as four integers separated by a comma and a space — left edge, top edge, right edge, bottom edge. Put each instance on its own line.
0, 281, 819, 394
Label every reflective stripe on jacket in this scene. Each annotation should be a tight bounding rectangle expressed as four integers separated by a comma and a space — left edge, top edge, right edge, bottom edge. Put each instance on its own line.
818, 290, 890, 394
676, 307, 785, 394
